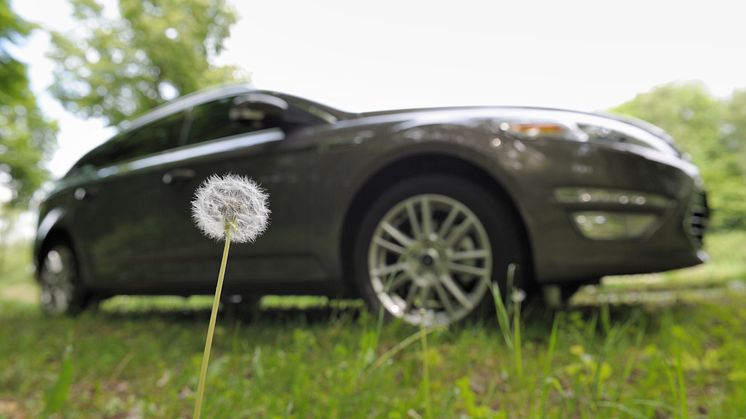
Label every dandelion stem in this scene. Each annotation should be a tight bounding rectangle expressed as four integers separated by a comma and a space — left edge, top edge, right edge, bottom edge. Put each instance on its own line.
193, 227, 232, 419
420, 321, 432, 419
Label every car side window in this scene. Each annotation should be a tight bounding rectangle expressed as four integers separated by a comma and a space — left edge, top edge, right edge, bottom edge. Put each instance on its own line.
186, 97, 268, 145
70, 112, 186, 172
115, 111, 186, 162
185, 95, 330, 145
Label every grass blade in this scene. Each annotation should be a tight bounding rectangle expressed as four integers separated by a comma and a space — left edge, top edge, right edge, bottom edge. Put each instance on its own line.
43, 339, 74, 416
539, 313, 562, 418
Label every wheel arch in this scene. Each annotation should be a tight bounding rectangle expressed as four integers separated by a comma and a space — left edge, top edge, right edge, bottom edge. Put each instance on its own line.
34, 208, 85, 284
35, 227, 76, 275
339, 153, 535, 292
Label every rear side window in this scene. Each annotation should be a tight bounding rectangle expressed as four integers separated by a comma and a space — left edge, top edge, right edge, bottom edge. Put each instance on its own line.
186, 97, 260, 144
72, 111, 187, 171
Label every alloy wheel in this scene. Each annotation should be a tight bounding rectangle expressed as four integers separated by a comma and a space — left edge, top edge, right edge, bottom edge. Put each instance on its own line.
368, 194, 493, 326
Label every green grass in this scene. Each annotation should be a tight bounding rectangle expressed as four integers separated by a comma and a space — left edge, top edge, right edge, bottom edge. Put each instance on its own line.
1, 233, 746, 418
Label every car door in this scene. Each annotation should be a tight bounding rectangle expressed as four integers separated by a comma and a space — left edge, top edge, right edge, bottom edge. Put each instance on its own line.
70, 111, 189, 289
147, 94, 325, 291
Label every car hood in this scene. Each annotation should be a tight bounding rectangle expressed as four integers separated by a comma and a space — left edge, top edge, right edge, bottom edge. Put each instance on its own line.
352, 105, 681, 153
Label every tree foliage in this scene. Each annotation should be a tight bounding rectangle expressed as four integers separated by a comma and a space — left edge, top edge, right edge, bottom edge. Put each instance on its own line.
613, 82, 746, 231
0, 0, 57, 209
49, 0, 247, 127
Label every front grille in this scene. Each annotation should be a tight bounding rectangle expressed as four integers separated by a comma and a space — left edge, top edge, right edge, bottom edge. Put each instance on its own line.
685, 190, 709, 248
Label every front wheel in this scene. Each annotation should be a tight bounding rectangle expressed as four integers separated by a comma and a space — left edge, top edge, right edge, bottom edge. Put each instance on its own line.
352, 174, 530, 326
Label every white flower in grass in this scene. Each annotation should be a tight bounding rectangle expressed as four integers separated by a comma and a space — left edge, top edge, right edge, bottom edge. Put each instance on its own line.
192, 174, 270, 243
511, 288, 526, 304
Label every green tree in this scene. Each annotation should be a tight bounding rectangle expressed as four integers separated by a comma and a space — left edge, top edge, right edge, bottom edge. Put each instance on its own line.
0, 0, 57, 209
613, 82, 746, 231
49, 0, 247, 127
724, 90, 746, 171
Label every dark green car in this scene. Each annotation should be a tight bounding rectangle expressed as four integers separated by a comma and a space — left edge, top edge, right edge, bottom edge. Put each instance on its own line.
34, 84, 709, 325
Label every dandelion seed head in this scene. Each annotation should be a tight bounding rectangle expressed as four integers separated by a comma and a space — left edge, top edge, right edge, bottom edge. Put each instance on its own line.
511, 288, 526, 304
192, 174, 270, 243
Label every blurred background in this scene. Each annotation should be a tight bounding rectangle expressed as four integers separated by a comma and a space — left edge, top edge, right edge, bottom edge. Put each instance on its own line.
2, 0, 746, 417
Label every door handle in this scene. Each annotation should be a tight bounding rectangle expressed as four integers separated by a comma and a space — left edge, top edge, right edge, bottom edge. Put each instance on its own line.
162, 168, 196, 185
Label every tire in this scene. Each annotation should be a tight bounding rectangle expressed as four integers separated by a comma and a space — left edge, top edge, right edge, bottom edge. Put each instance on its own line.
38, 240, 91, 316
352, 174, 530, 326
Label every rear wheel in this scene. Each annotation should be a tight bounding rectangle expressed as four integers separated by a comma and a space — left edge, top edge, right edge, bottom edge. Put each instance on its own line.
352, 174, 530, 326
38, 241, 90, 315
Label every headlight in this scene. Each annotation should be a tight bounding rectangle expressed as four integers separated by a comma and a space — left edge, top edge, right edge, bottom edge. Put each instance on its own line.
576, 121, 678, 155
497, 111, 679, 156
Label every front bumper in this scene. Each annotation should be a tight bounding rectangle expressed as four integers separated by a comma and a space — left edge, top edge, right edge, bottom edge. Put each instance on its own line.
539, 186, 708, 281
505, 139, 709, 283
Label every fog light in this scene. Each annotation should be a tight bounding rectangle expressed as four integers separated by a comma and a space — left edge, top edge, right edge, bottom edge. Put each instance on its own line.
572, 211, 658, 240
555, 188, 668, 208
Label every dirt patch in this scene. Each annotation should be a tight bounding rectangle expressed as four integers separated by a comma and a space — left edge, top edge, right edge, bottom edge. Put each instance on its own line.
0, 282, 37, 304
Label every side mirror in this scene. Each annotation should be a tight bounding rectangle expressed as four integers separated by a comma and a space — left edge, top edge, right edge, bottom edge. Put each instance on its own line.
229, 93, 288, 122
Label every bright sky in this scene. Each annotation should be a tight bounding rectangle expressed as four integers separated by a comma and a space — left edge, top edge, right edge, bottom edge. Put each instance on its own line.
10, 0, 746, 179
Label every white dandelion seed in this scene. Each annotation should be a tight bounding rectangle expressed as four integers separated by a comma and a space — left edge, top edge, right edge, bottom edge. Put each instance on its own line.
191, 174, 270, 243
511, 288, 526, 304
